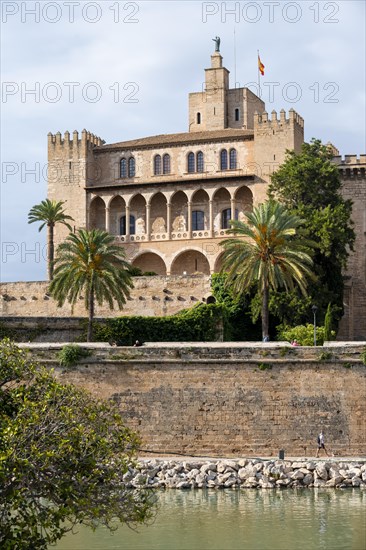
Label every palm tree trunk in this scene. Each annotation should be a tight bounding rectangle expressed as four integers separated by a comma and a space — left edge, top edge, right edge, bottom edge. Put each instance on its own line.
48, 223, 54, 281
262, 279, 269, 341
87, 284, 94, 342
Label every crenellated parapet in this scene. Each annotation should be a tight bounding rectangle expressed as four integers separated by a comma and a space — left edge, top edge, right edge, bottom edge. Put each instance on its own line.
254, 108, 304, 129
48, 129, 105, 150
332, 154, 366, 179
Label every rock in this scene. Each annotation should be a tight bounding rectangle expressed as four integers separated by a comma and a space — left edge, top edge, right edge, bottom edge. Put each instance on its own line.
187, 468, 200, 479
242, 477, 258, 488
291, 470, 304, 480
195, 473, 206, 484
306, 462, 317, 470
292, 462, 307, 469
200, 462, 217, 473
176, 481, 191, 489
238, 459, 249, 468
217, 472, 233, 484
313, 479, 326, 487
206, 471, 217, 481
352, 477, 361, 487
224, 477, 237, 487
361, 472, 366, 482
349, 468, 361, 478
315, 463, 328, 480
329, 467, 340, 479
238, 468, 248, 480
302, 473, 313, 486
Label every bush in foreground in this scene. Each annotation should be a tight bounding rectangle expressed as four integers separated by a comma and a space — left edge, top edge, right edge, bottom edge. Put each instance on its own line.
0, 339, 155, 549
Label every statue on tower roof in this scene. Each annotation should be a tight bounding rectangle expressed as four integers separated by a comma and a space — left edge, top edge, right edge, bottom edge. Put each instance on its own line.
212, 36, 220, 52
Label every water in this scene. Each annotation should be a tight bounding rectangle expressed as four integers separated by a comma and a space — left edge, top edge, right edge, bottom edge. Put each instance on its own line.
54, 489, 365, 550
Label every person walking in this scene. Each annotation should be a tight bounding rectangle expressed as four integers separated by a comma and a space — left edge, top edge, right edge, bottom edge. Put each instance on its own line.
316, 430, 329, 457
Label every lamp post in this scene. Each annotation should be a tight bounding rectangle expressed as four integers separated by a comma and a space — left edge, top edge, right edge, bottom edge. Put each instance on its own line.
312, 305, 318, 346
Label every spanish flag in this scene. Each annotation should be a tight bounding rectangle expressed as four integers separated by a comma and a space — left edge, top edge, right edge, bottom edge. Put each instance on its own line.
258, 55, 265, 76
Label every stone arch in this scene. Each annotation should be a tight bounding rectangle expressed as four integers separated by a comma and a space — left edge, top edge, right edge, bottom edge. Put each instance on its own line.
171, 190, 188, 233
132, 252, 167, 276
214, 251, 227, 273
212, 188, 231, 233
235, 186, 254, 220
89, 196, 106, 230
170, 249, 210, 276
150, 192, 167, 235
129, 194, 146, 236
109, 195, 125, 235
191, 189, 209, 231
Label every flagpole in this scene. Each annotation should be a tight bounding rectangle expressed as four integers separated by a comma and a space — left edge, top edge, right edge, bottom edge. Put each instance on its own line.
257, 49, 260, 97
234, 27, 237, 88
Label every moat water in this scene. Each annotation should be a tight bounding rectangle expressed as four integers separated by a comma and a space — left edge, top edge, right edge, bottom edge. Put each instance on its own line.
54, 489, 365, 550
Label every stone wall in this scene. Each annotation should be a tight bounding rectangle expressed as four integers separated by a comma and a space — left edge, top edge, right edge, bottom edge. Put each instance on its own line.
25, 343, 366, 457
0, 276, 211, 318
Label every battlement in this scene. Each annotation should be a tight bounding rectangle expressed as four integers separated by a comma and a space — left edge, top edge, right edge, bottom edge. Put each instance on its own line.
332, 154, 366, 165
254, 108, 304, 129
48, 129, 105, 150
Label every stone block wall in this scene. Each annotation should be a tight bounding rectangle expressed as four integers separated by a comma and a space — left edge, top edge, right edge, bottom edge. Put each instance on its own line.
0, 276, 211, 318
27, 344, 366, 457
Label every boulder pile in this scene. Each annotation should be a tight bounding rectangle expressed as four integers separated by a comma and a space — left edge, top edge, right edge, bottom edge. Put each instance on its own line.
124, 459, 366, 489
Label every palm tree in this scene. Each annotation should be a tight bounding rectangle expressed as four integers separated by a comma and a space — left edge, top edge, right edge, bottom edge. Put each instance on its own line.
28, 199, 74, 281
220, 201, 315, 341
49, 229, 133, 341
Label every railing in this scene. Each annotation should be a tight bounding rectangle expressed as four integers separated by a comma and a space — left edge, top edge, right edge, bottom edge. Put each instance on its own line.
114, 229, 230, 243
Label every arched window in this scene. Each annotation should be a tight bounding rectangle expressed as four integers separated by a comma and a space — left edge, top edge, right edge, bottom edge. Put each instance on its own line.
220, 149, 228, 170
192, 210, 205, 231
196, 151, 204, 173
235, 108, 240, 122
188, 152, 195, 173
120, 158, 127, 178
221, 208, 238, 229
120, 214, 136, 235
163, 154, 171, 174
197, 112, 201, 124
229, 148, 237, 170
128, 157, 135, 178
154, 155, 161, 175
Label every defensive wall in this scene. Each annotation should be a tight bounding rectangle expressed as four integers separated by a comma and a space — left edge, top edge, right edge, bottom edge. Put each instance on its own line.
22, 342, 366, 458
0, 276, 211, 319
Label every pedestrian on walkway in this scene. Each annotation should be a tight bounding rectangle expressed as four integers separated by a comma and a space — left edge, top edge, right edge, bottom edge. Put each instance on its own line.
316, 430, 329, 457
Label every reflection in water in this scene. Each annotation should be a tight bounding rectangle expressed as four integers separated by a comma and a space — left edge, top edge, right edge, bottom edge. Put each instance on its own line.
54, 489, 365, 550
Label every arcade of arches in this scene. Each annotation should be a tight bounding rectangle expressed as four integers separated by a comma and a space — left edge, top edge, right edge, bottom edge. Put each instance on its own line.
88, 185, 253, 276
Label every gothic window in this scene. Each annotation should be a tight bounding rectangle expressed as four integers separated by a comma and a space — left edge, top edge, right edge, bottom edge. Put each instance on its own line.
235, 108, 240, 122
220, 149, 228, 170
163, 154, 171, 174
128, 157, 135, 178
229, 148, 237, 170
197, 112, 201, 124
192, 210, 205, 231
154, 155, 162, 175
120, 158, 127, 178
221, 208, 238, 229
120, 214, 136, 235
188, 152, 195, 173
196, 151, 204, 173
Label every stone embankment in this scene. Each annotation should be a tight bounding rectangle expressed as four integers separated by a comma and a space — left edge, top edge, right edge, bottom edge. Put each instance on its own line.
126, 459, 366, 490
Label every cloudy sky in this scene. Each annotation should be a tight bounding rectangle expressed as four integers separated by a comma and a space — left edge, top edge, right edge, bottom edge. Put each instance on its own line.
1, 0, 365, 282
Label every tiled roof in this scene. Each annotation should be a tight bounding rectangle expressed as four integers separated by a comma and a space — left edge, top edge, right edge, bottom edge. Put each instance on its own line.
95, 129, 254, 152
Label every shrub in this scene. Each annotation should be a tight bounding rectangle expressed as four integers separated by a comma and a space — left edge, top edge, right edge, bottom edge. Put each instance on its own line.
58, 344, 91, 367
277, 324, 335, 346
361, 349, 366, 366
92, 303, 226, 345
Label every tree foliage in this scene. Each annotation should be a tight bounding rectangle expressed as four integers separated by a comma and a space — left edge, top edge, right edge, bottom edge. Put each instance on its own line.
0, 339, 155, 549
49, 229, 133, 341
28, 199, 74, 281
269, 139, 355, 327
219, 201, 315, 340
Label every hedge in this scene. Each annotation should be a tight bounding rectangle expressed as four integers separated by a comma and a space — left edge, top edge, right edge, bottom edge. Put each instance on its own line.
92, 303, 226, 345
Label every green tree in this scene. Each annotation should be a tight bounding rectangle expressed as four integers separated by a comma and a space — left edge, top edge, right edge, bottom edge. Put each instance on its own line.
0, 339, 154, 549
269, 139, 355, 328
28, 199, 74, 281
49, 229, 133, 341
220, 201, 315, 340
